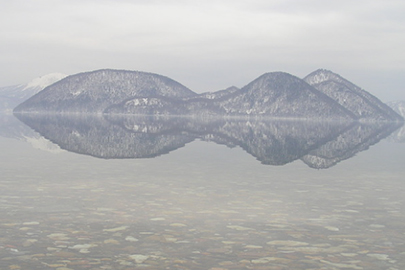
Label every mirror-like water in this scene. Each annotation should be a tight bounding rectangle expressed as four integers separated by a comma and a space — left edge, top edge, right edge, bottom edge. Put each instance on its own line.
1, 114, 404, 269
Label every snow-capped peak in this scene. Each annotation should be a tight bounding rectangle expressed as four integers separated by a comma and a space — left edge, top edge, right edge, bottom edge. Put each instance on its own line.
23, 73, 67, 91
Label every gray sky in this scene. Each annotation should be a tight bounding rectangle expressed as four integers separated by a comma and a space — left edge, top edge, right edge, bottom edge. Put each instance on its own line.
1, 0, 404, 101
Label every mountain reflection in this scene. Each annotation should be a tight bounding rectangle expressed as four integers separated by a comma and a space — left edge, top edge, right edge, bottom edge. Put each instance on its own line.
14, 114, 402, 169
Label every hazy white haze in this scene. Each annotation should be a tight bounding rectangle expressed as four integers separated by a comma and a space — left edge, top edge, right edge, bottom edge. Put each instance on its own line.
1, 0, 404, 101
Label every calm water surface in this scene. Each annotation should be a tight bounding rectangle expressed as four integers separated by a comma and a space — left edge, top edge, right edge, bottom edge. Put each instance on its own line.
1, 114, 405, 270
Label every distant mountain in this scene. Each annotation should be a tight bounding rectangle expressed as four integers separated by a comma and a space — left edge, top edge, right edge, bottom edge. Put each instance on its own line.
208, 72, 354, 119
387, 100, 405, 118
14, 69, 196, 113
191, 86, 240, 100
387, 100, 405, 142
304, 69, 403, 121
0, 73, 66, 112
13, 114, 402, 168
14, 68, 403, 121
107, 72, 355, 119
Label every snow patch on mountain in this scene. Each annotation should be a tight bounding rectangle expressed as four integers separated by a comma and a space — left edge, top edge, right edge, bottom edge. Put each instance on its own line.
303, 69, 333, 85
23, 73, 67, 91
1, 73, 67, 112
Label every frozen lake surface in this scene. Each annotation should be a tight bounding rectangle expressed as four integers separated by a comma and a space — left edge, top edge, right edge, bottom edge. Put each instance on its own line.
1, 114, 405, 269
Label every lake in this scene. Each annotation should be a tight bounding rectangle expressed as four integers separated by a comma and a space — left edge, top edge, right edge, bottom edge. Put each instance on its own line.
1, 114, 405, 269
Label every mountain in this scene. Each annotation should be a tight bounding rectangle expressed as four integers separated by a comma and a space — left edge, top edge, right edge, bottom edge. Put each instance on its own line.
208, 72, 355, 119
14, 69, 196, 114
387, 100, 405, 142
191, 86, 240, 100
14, 68, 402, 121
0, 73, 66, 113
304, 69, 403, 121
107, 72, 355, 119
387, 100, 405, 118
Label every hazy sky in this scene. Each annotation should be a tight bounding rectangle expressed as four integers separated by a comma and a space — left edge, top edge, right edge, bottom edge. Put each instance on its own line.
1, 0, 404, 101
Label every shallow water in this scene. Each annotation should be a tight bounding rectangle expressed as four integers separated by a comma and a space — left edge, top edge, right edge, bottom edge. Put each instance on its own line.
1, 114, 405, 269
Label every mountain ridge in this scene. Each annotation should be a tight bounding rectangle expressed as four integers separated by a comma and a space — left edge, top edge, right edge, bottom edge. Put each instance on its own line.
304, 69, 402, 121
12, 68, 404, 121
14, 69, 196, 114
